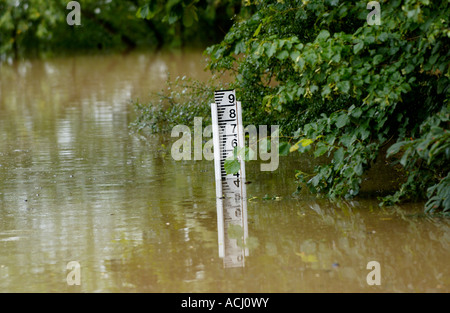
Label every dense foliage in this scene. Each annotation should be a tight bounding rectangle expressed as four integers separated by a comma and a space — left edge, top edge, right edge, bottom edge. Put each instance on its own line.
205, 0, 449, 214
0, 0, 237, 60
135, 0, 247, 47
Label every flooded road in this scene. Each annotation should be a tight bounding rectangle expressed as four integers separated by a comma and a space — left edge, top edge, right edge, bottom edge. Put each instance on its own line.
0, 51, 449, 292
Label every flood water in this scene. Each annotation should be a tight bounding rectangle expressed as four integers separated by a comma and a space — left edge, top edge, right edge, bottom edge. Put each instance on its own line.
0, 51, 449, 293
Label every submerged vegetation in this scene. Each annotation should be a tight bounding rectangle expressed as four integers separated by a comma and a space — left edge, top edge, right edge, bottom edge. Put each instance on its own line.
131, 75, 229, 134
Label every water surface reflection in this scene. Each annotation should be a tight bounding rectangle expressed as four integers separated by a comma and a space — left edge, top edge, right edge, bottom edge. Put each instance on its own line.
0, 52, 449, 292
216, 179, 248, 268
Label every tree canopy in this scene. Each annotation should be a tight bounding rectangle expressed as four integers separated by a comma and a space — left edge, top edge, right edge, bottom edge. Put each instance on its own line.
0, 0, 239, 60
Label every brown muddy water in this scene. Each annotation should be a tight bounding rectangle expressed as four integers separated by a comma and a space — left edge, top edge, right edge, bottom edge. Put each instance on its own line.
0, 51, 449, 293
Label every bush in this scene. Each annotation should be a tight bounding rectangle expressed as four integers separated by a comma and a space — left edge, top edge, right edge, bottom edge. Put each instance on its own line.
131, 75, 230, 134
205, 0, 449, 214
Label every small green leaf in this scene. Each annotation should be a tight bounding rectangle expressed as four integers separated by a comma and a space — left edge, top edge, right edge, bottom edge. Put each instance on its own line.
316, 30, 330, 42
183, 5, 198, 27
293, 128, 302, 139
399, 148, 412, 167
351, 107, 363, 118
337, 81, 350, 93
290, 50, 301, 63
378, 32, 389, 42
314, 144, 328, 158
354, 42, 364, 54
359, 127, 370, 141
404, 64, 415, 74
429, 54, 438, 65
386, 141, 407, 157
331, 53, 341, 63
136, 4, 149, 19
354, 162, 363, 176
279, 142, 291, 156
277, 50, 289, 60
334, 147, 345, 164
373, 54, 383, 65
266, 43, 277, 58
303, 52, 317, 65
224, 158, 240, 175
310, 175, 320, 187
253, 23, 262, 37
321, 85, 331, 98
297, 56, 305, 70
335, 114, 349, 128
340, 134, 356, 147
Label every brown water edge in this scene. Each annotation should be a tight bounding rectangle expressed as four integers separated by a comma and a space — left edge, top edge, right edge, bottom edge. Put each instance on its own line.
0, 51, 449, 293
